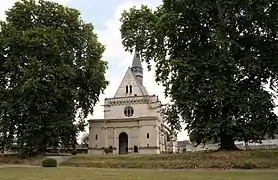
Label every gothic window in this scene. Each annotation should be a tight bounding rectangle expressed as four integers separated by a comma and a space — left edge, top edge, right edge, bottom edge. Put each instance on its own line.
147, 133, 149, 138
125, 86, 128, 93
130, 85, 132, 93
95, 134, 98, 140
124, 106, 134, 117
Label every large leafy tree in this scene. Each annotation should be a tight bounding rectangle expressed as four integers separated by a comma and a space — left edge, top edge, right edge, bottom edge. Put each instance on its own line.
120, 0, 278, 150
0, 0, 108, 156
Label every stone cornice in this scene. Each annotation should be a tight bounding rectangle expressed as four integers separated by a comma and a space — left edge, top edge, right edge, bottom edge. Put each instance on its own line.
103, 95, 160, 106
88, 116, 159, 123
105, 94, 156, 100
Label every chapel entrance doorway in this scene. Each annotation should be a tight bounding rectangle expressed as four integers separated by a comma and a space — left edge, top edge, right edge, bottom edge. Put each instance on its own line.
119, 132, 128, 154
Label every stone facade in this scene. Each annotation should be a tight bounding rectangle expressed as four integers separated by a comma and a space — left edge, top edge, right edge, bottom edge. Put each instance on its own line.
88, 52, 169, 155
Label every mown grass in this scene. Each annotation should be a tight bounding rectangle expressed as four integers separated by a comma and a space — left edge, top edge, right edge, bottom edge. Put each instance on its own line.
0, 167, 278, 180
61, 149, 278, 169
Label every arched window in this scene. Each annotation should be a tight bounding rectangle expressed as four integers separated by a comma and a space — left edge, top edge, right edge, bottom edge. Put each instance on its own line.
95, 134, 98, 140
130, 85, 132, 93
147, 133, 149, 138
126, 86, 128, 93
134, 145, 138, 153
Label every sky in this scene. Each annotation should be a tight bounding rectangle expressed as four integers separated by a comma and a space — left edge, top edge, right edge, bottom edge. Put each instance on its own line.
0, 0, 188, 141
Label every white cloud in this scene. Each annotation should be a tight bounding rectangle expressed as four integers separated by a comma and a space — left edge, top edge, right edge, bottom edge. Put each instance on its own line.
97, 1, 157, 68
0, 0, 70, 21
94, 1, 189, 141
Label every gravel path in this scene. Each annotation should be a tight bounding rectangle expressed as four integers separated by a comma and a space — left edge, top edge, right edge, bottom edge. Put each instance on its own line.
0, 164, 38, 168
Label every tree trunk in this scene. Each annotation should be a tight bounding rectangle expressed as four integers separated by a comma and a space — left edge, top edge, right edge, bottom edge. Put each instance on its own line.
218, 134, 240, 151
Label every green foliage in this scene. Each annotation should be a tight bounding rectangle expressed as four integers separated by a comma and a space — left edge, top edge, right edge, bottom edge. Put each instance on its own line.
0, 0, 108, 156
42, 158, 57, 167
104, 148, 110, 154
120, 0, 278, 149
189, 130, 202, 146
108, 146, 114, 153
71, 150, 78, 156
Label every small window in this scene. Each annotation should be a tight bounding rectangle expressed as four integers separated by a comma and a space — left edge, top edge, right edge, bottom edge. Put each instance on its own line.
134, 94, 137, 96
130, 85, 132, 93
147, 144, 149, 147
134, 145, 138, 153
147, 133, 149, 138
126, 86, 128, 93
95, 134, 98, 140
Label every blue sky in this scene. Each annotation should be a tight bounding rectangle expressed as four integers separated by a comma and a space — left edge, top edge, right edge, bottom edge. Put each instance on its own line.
0, 0, 188, 141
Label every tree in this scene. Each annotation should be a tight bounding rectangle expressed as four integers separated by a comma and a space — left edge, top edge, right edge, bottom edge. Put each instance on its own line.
189, 130, 201, 146
0, 0, 108, 156
120, 0, 278, 150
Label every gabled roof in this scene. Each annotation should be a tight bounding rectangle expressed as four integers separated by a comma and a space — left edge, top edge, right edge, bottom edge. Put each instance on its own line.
113, 67, 148, 98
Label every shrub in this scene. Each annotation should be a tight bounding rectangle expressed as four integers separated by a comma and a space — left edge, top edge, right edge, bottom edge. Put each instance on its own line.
71, 150, 78, 156
42, 158, 57, 167
104, 148, 109, 154
108, 146, 113, 153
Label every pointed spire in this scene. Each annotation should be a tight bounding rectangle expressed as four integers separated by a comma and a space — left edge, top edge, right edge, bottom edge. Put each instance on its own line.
131, 50, 143, 86
132, 51, 142, 68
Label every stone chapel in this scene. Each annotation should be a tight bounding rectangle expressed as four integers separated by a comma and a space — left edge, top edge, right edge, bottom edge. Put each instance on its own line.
88, 51, 175, 155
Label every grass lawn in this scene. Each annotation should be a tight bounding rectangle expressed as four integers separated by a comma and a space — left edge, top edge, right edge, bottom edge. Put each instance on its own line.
61, 149, 278, 169
0, 167, 278, 180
